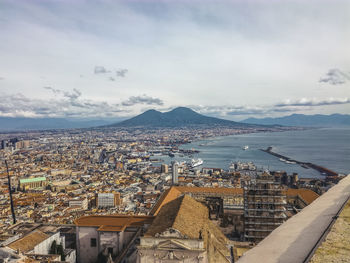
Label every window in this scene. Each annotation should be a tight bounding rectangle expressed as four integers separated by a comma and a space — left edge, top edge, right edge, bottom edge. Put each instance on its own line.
90, 238, 97, 247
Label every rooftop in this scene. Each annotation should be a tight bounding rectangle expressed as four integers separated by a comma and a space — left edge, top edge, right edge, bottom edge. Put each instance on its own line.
146, 195, 209, 238
74, 215, 154, 232
19, 177, 46, 184
151, 186, 318, 216
145, 194, 230, 261
8, 230, 49, 253
286, 188, 319, 204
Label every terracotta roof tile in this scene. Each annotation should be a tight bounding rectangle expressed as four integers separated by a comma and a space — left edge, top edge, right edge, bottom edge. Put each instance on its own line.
146, 195, 230, 260
150, 186, 243, 216
286, 188, 319, 204
74, 215, 154, 231
150, 187, 182, 215
8, 230, 49, 253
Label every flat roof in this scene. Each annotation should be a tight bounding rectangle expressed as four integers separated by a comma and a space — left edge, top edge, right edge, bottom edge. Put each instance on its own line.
19, 177, 46, 183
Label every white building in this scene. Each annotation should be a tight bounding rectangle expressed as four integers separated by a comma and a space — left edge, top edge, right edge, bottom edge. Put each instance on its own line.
75, 215, 154, 263
6, 230, 76, 263
69, 197, 88, 210
172, 161, 179, 185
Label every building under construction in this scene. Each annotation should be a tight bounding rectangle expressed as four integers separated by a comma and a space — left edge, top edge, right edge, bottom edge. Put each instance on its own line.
244, 172, 288, 243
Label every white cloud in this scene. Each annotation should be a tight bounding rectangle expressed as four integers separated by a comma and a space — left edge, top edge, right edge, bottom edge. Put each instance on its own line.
121, 95, 164, 107
0, 89, 166, 118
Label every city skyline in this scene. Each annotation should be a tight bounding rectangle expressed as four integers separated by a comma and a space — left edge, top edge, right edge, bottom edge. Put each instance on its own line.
0, 0, 349, 120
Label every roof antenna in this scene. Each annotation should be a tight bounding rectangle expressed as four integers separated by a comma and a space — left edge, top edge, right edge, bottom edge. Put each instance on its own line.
5, 160, 16, 224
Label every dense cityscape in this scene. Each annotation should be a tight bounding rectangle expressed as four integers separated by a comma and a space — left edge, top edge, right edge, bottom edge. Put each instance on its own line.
1, 0, 349, 262
1, 124, 347, 262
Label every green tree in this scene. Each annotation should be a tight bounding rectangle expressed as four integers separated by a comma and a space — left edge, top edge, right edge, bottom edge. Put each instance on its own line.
49, 240, 57, 254
57, 244, 65, 261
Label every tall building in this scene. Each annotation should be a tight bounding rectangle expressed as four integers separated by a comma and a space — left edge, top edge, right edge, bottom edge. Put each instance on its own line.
161, 163, 168, 174
243, 173, 288, 243
15, 140, 30, 150
171, 161, 178, 185
1, 140, 8, 149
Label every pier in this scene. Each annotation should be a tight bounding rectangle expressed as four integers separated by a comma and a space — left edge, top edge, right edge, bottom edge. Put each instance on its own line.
261, 147, 339, 177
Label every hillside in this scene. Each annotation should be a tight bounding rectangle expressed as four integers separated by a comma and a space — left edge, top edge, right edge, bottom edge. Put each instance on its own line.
243, 114, 350, 127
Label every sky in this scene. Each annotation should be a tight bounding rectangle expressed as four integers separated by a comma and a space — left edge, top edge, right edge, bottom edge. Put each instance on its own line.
0, 0, 349, 120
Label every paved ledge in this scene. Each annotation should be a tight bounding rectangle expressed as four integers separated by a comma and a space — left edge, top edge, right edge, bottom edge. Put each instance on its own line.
237, 175, 350, 263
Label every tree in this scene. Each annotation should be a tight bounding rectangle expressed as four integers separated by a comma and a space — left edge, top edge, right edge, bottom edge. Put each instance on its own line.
97, 251, 108, 263
57, 244, 65, 261
50, 241, 65, 261
50, 240, 57, 254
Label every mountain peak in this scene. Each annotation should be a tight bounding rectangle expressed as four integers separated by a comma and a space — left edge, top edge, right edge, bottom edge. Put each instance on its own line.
142, 109, 161, 115
169, 107, 196, 113
108, 107, 252, 128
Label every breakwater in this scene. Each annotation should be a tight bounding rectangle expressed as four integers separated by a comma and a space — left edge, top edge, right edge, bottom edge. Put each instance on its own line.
261, 147, 339, 177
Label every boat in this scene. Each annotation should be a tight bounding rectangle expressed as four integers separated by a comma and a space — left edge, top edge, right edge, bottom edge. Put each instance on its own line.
168, 152, 175, 158
191, 158, 203, 168
285, 160, 296, 164
242, 145, 249, 150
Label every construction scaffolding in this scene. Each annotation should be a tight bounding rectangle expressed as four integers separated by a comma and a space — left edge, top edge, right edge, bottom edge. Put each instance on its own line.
244, 172, 287, 243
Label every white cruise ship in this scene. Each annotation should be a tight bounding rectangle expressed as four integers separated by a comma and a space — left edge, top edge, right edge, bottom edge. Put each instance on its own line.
191, 158, 203, 168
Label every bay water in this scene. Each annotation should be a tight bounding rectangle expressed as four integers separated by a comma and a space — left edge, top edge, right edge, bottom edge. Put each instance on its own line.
160, 128, 350, 178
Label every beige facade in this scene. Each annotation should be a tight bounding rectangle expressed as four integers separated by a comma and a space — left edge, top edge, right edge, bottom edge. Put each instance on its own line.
69, 197, 88, 210
19, 177, 47, 191
138, 229, 208, 263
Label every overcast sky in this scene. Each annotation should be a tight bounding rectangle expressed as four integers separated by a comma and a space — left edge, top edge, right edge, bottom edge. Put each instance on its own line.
0, 0, 349, 120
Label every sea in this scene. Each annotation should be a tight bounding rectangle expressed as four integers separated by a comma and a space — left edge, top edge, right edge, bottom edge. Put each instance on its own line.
156, 127, 350, 179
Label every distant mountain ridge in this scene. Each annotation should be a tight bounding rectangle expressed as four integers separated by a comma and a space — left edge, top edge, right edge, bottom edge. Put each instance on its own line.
108, 107, 257, 128
242, 114, 350, 127
0, 117, 117, 131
